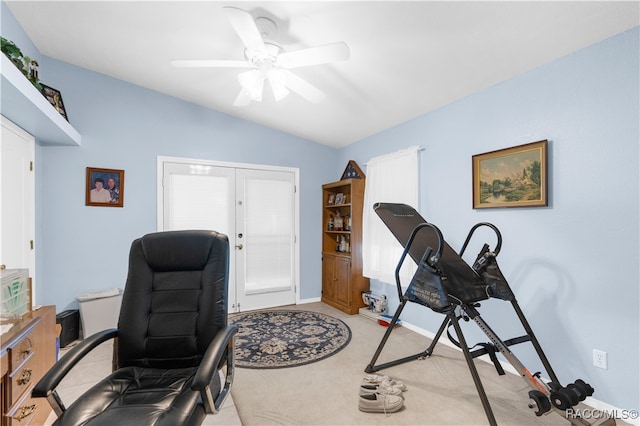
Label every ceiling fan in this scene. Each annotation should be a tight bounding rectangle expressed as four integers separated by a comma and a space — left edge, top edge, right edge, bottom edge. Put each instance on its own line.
171, 6, 350, 106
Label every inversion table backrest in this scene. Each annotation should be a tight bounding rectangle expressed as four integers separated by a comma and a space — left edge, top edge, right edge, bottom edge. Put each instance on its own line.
373, 202, 489, 304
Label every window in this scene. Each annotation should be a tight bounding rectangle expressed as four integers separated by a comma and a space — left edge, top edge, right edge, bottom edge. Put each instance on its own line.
362, 146, 420, 285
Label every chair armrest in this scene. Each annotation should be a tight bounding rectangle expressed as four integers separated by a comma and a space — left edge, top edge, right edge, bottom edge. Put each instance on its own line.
33, 328, 118, 398
192, 324, 239, 413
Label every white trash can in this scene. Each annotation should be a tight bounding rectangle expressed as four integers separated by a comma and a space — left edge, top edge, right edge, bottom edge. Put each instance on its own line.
77, 288, 123, 338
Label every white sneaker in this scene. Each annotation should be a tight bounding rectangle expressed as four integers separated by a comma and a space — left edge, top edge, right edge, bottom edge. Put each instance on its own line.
382, 378, 408, 392
358, 393, 404, 413
363, 374, 407, 392
359, 383, 403, 397
362, 374, 390, 385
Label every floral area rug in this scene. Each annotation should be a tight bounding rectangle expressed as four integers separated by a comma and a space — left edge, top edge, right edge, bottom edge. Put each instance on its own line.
229, 310, 352, 369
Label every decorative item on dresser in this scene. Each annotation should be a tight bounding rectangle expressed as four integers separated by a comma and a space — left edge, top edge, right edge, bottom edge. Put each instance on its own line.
0, 305, 57, 426
321, 161, 369, 314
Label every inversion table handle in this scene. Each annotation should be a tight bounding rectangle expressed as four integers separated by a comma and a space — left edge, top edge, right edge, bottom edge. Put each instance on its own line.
459, 222, 502, 257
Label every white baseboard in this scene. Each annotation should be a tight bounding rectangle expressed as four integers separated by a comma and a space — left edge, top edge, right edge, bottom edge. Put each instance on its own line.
297, 297, 321, 305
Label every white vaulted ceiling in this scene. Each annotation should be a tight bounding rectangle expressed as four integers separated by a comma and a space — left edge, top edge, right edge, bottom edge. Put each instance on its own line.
5, 1, 639, 148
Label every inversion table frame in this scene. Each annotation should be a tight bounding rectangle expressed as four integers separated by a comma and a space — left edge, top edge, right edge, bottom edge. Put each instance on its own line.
365, 203, 614, 426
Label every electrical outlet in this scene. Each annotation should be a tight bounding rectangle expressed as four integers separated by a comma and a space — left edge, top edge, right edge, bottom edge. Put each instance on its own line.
593, 349, 608, 369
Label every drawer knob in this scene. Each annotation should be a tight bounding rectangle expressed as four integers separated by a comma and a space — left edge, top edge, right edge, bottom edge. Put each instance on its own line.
17, 368, 32, 385
12, 404, 37, 421
20, 338, 33, 360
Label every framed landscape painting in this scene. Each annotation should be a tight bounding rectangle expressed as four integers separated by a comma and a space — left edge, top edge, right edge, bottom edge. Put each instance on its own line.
472, 140, 547, 209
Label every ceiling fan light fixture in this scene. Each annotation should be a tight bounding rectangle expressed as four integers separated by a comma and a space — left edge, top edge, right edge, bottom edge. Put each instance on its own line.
238, 69, 264, 101
268, 70, 290, 101
239, 66, 289, 103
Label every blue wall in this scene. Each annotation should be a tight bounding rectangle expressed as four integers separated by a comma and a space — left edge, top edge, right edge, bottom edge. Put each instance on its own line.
3, 1, 638, 414
340, 27, 639, 413
35, 57, 338, 308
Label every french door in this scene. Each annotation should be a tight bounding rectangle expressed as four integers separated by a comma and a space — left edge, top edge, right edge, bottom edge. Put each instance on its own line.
158, 158, 298, 312
1, 116, 36, 300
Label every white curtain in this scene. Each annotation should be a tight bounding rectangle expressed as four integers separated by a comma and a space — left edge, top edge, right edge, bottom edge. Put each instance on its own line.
362, 147, 420, 285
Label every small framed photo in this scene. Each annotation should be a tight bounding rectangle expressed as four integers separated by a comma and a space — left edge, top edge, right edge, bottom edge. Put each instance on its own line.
327, 193, 336, 205
86, 167, 124, 207
41, 84, 68, 121
335, 193, 345, 205
472, 140, 547, 209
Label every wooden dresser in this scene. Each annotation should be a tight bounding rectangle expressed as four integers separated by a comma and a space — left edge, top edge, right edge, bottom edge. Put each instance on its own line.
1, 305, 56, 426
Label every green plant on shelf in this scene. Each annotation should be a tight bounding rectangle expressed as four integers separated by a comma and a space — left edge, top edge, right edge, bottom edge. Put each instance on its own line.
1, 36, 42, 91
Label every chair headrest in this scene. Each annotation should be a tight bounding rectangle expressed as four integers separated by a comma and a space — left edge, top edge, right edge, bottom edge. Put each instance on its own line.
139, 230, 227, 271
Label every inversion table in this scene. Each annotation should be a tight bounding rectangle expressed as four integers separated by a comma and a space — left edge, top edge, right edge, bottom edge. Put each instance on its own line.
365, 203, 614, 426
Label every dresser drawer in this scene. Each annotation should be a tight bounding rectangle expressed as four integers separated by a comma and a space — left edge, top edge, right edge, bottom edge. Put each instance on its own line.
2, 307, 55, 426
5, 384, 40, 426
8, 328, 36, 372
8, 354, 36, 404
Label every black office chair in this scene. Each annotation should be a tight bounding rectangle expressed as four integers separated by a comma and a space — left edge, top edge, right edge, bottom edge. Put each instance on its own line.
33, 230, 238, 426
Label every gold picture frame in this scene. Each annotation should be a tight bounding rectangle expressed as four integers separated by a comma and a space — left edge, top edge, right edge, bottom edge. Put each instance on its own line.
86, 167, 124, 207
472, 140, 548, 209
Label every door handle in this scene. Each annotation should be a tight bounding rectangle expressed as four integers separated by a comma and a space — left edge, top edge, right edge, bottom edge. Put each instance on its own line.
235, 244, 243, 250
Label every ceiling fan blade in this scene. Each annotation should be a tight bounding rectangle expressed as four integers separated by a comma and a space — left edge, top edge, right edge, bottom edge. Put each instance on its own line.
278, 42, 350, 69
171, 60, 252, 68
223, 6, 266, 53
280, 69, 326, 103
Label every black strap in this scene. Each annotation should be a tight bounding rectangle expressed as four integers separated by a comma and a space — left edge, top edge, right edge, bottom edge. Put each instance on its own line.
446, 320, 505, 376
475, 343, 505, 375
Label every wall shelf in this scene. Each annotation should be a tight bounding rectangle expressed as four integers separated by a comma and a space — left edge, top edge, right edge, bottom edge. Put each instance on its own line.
1, 54, 81, 146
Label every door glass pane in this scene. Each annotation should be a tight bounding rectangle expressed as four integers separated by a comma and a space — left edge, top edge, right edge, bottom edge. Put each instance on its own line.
244, 178, 293, 293
167, 172, 230, 235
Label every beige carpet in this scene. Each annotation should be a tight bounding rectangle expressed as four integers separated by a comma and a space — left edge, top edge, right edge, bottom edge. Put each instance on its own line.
230, 302, 613, 426
45, 301, 622, 426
